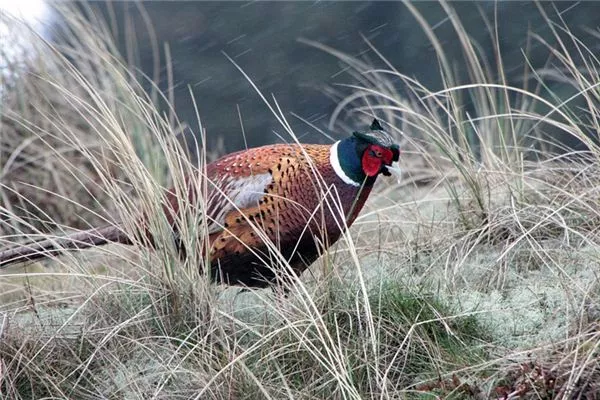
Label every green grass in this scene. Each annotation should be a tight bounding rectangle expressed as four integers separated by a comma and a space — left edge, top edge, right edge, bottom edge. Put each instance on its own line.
0, 277, 494, 399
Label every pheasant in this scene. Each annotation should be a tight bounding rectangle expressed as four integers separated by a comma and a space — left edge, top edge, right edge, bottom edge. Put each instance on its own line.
0, 119, 401, 288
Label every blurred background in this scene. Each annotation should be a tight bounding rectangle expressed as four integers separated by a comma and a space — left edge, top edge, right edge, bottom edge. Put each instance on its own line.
2, 1, 599, 151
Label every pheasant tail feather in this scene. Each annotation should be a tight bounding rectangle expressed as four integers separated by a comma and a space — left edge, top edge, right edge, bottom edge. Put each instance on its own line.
0, 226, 131, 267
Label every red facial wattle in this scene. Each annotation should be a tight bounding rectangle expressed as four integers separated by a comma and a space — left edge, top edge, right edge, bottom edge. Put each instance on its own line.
361, 144, 394, 177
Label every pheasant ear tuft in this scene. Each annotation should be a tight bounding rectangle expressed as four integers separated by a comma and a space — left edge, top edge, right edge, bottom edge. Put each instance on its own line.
370, 119, 383, 131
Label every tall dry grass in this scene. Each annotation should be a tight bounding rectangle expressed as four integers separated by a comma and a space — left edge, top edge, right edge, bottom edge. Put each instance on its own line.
0, 2, 598, 399
304, 2, 600, 397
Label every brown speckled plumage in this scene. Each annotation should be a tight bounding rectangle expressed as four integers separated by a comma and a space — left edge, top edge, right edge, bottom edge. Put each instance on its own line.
0, 120, 401, 288
200, 144, 373, 286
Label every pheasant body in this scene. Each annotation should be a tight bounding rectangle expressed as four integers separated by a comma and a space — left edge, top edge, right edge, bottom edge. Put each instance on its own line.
0, 120, 401, 288
198, 144, 375, 287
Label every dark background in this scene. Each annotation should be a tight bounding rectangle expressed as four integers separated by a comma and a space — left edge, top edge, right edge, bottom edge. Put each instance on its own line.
58, 2, 600, 151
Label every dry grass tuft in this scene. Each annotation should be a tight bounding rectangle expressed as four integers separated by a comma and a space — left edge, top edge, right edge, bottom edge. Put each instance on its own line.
1, 2, 600, 399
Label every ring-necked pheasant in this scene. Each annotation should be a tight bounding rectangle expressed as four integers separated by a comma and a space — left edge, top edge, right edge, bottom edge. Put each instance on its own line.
0, 119, 400, 288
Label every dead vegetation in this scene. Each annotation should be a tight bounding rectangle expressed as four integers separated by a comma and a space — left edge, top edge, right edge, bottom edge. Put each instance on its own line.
0, 3, 599, 399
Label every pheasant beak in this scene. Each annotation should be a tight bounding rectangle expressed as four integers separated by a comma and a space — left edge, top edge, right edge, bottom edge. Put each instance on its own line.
384, 161, 402, 184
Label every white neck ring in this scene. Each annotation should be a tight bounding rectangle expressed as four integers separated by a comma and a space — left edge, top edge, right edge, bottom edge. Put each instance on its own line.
330, 141, 360, 187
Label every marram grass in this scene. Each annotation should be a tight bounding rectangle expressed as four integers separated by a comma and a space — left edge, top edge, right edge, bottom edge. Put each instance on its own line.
1, 3, 599, 399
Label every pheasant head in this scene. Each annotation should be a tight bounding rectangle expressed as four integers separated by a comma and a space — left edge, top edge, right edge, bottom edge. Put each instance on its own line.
330, 119, 401, 187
